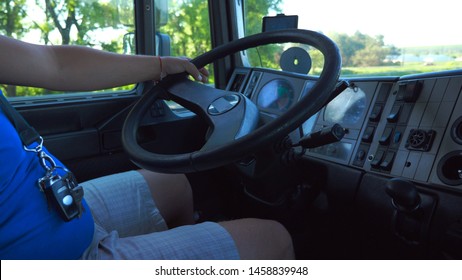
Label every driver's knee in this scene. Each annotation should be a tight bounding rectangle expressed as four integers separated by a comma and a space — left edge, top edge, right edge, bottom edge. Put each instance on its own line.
219, 218, 294, 260
138, 170, 194, 228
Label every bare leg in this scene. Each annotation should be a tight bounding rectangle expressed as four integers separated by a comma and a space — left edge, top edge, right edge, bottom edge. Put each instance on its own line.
219, 218, 295, 259
137, 170, 294, 259
137, 170, 194, 228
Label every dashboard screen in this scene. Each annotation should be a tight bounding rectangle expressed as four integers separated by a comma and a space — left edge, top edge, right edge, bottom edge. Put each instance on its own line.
257, 79, 295, 112
324, 87, 366, 125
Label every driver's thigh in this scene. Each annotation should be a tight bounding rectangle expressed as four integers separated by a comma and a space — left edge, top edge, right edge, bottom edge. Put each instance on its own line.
137, 169, 194, 228
219, 218, 294, 260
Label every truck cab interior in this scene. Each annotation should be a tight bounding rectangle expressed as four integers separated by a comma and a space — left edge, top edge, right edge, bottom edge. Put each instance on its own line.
2, 0, 461, 260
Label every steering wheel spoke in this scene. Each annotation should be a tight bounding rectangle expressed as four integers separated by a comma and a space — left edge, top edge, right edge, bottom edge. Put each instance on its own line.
163, 76, 225, 114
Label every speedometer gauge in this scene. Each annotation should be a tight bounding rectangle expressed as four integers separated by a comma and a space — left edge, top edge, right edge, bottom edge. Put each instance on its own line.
257, 79, 295, 112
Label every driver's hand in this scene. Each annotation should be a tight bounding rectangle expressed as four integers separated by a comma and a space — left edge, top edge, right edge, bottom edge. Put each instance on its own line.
159, 56, 209, 83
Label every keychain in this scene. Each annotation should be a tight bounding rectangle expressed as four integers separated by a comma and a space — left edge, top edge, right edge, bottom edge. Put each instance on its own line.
27, 137, 84, 221
38, 170, 84, 221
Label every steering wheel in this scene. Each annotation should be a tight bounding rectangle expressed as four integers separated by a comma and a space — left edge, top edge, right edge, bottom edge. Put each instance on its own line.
122, 29, 341, 173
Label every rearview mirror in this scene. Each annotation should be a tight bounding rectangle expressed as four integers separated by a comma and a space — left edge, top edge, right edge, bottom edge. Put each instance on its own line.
123, 32, 136, 55
155, 0, 168, 28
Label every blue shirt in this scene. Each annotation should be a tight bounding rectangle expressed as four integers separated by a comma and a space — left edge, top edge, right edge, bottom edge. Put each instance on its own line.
0, 98, 94, 259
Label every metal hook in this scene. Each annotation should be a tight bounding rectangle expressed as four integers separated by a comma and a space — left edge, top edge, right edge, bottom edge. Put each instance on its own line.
23, 136, 44, 153
38, 151, 57, 172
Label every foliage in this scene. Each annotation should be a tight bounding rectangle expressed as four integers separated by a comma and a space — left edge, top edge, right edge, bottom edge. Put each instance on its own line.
40, 0, 123, 46
342, 61, 462, 77
161, 0, 211, 57
160, 0, 213, 79
159, 0, 284, 80
329, 31, 396, 67
245, 0, 282, 35
307, 48, 324, 75
0, 0, 27, 37
244, 0, 283, 69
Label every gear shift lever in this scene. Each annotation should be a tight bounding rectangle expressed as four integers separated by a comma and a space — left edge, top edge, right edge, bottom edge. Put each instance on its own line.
385, 178, 425, 244
385, 178, 421, 213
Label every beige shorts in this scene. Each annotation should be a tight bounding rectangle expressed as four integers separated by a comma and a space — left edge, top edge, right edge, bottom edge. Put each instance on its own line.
79, 170, 239, 260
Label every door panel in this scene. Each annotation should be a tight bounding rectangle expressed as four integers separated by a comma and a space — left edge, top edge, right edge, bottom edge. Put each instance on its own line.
14, 93, 206, 182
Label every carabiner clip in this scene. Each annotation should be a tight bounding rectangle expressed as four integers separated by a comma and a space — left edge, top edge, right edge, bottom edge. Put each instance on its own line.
23, 136, 44, 153
39, 151, 57, 172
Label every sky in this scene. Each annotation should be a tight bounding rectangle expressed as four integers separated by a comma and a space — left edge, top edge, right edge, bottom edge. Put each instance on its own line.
20, 0, 461, 49
280, 0, 462, 47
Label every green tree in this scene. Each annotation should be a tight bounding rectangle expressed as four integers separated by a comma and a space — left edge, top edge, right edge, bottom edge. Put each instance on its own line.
244, 0, 283, 69
44, 0, 77, 45
40, 0, 126, 48
159, 0, 282, 80
158, 0, 213, 81
351, 35, 386, 66
8, 0, 134, 96
308, 48, 324, 75
0, 0, 26, 37
352, 44, 388, 66
244, 0, 282, 35
161, 0, 211, 57
330, 32, 365, 67
330, 31, 396, 67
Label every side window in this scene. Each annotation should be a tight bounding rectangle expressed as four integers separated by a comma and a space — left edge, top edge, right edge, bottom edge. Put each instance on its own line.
157, 0, 213, 82
0, 0, 135, 97
154, 0, 212, 112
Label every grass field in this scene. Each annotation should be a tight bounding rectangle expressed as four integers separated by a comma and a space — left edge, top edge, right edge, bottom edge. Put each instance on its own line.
341, 61, 462, 77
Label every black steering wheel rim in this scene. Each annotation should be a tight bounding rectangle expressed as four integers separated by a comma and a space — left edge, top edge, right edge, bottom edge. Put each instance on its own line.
122, 29, 341, 173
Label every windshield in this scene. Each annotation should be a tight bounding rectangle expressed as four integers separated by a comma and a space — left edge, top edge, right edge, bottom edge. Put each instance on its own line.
244, 0, 462, 77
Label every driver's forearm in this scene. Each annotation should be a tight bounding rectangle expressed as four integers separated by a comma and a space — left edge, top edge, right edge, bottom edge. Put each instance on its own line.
0, 35, 162, 92
45, 45, 161, 91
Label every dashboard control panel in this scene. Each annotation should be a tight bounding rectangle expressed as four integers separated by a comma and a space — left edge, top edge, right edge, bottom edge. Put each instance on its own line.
226, 67, 462, 191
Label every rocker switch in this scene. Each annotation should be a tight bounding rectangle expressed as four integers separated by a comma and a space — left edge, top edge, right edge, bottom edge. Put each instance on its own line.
369, 105, 383, 122
362, 126, 375, 143
371, 150, 385, 168
380, 151, 395, 171
387, 105, 401, 123
379, 127, 394, 146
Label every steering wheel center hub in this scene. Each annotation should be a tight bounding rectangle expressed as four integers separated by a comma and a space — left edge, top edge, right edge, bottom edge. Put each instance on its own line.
207, 94, 241, 115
